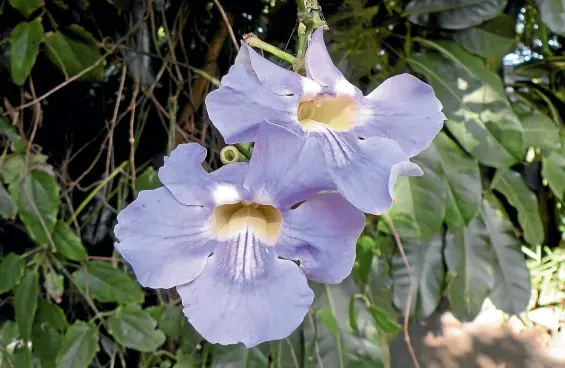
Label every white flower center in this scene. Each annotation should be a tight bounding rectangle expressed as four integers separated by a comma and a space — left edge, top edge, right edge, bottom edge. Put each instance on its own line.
297, 95, 358, 132
212, 201, 282, 244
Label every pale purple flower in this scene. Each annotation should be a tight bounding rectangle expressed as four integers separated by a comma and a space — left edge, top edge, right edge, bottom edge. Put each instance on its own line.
205, 28, 445, 215
113, 123, 365, 348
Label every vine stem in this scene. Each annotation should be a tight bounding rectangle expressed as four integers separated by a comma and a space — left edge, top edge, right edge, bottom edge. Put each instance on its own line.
243, 33, 296, 65
383, 213, 420, 368
294, 0, 327, 73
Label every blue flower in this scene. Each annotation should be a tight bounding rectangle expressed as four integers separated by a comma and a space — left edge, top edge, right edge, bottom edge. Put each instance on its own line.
205, 28, 445, 215
113, 124, 365, 347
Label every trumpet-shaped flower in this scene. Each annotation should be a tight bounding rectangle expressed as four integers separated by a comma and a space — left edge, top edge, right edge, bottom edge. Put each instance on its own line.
205, 28, 445, 215
113, 123, 365, 348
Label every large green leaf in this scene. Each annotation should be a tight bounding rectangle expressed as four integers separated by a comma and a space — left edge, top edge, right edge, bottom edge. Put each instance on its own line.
0, 184, 17, 220
0, 253, 25, 293
44, 25, 105, 81
494, 170, 544, 245
483, 199, 531, 314
14, 272, 38, 342
535, 0, 565, 36
36, 299, 68, 333
391, 234, 445, 318
32, 322, 61, 368
434, 132, 482, 227
9, 170, 60, 245
52, 221, 88, 261
13, 348, 32, 368
72, 261, 144, 304
10, 20, 44, 86
453, 15, 515, 58
405, 0, 507, 30
542, 139, 565, 200
107, 306, 166, 352
409, 41, 524, 168
381, 145, 446, 244
444, 220, 495, 321
519, 110, 560, 150
8, 0, 42, 17
56, 321, 99, 368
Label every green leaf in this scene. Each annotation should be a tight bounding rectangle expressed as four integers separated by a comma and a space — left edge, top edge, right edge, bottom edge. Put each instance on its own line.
32, 322, 61, 368
494, 170, 544, 245
353, 235, 375, 285
135, 166, 161, 194
43, 271, 64, 304
453, 15, 515, 58
542, 141, 565, 200
107, 306, 165, 352
409, 41, 524, 168
0, 184, 17, 219
318, 308, 340, 335
105, 0, 130, 11
13, 347, 32, 368
72, 261, 144, 304
147, 305, 196, 342
56, 321, 99, 368
14, 272, 39, 342
9, 170, 60, 245
52, 221, 87, 261
392, 234, 445, 318
37, 299, 68, 333
535, 0, 565, 36
10, 20, 44, 86
367, 305, 402, 335
434, 132, 482, 227
0, 253, 25, 293
8, 0, 43, 17
405, 0, 507, 30
483, 199, 531, 314
381, 144, 446, 243
519, 110, 560, 150
444, 220, 495, 321
44, 25, 105, 81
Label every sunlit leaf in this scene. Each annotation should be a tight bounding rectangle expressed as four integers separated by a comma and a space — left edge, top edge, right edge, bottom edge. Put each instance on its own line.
10, 20, 44, 85
519, 110, 560, 150
391, 234, 445, 318
484, 198, 531, 314
494, 170, 544, 245
0, 184, 17, 220
405, 0, 507, 30
44, 25, 105, 81
52, 221, 88, 261
56, 321, 99, 368
72, 261, 144, 304
445, 219, 495, 321
0, 253, 25, 294
135, 166, 161, 194
434, 132, 482, 227
542, 142, 565, 200
107, 306, 166, 352
453, 15, 515, 58
14, 272, 38, 342
535, 0, 565, 36
9, 170, 60, 245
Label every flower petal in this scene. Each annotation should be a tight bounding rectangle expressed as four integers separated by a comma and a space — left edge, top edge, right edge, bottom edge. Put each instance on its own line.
305, 28, 361, 98
177, 229, 313, 347
158, 143, 248, 207
114, 187, 215, 289
313, 127, 420, 214
243, 123, 335, 209
277, 193, 365, 283
354, 74, 445, 157
205, 62, 303, 144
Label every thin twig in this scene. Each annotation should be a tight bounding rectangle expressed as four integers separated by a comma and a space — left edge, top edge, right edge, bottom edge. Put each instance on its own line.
383, 213, 420, 368
129, 82, 140, 194
105, 63, 128, 179
213, 0, 239, 51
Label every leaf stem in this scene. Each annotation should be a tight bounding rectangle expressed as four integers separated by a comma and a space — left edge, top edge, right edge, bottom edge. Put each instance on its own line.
243, 33, 296, 65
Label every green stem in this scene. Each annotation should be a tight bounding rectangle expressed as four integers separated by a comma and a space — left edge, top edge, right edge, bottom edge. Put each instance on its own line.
243, 34, 296, 65
294, 0, 327, 74
325, 285, 344, 368
65, 161, 128, 226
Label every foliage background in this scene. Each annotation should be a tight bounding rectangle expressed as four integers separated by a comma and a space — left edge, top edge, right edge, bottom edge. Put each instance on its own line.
1, 0, 565, 366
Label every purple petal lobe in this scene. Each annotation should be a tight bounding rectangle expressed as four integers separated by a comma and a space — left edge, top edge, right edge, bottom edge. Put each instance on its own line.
114, 187, 215, 289
205, 62, 303, 144
177, 229, 313, 347
158, 143, 248, 207
305, 28, 361, 98
354, 74, 445, 157
244, 123, 335, 209
313, 127, 419, 214
236, 44, 304, 96
277, 193, 365, 283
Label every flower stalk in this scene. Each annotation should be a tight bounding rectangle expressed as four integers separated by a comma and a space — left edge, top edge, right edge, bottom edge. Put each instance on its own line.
294, 0, 327, 74
243, 33, 296, 65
